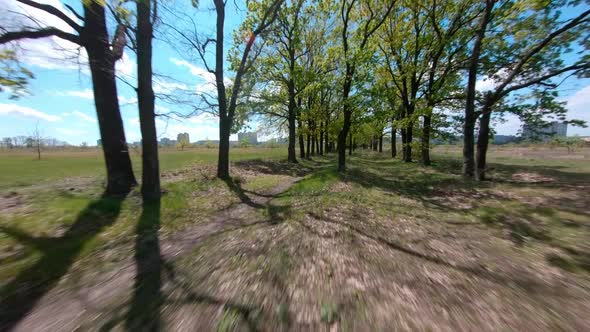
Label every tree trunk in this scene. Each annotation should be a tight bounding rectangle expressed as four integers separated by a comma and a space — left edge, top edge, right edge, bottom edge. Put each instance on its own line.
287, 86, 297, 163
463, 116, 476, 176
311, 132, 316, 156
378, 135, 383, 153
319, 122, 324, 155
391, 127, 397, 158
475, 110, 491, 181
403, 126, 413, 162
337, 105, 350, 172
464, 0, 493, 177
421, 114, 431, 166
337, 63, 353, 172
400, 128, 407, 160
137, 0, 160, 200
306, 133, 311, 159
217, 116, 231, 179
348, 132, 353, 156
324, 115, 330, 153
85, 3, 136, 195
297, 109, 305, 158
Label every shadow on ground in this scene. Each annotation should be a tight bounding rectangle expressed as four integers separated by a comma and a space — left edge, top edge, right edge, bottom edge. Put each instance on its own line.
0, 194, 126, 331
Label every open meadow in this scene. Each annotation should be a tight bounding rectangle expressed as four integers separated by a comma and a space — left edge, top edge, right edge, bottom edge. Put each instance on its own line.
1, 146, 589, 331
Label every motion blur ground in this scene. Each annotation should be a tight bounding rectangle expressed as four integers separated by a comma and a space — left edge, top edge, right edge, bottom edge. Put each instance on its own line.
1, 147, 589, 330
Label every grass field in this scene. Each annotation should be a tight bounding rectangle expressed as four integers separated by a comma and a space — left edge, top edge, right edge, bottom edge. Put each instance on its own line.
0, 147, 286, 189
1, 146, 589, 330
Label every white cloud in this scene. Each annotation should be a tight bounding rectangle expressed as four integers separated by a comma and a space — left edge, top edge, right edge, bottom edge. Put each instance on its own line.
564, 84, 590, 136
58, 89, 94, 99
170, 58, 215, 82
476, 69, 509, 92
170, 57, 231, 94
72, 110, 96, 123
116, 51, 136, 77
1, 0, 135, 76
476, 77, 497, 92
153, 79, 189, 94
119, 95, 138, 105
0, 103, 61, 122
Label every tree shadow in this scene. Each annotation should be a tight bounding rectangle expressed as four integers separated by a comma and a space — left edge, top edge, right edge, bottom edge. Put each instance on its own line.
223, 178, 265, 209
303, 211, 566, 296
233, 158, 332, 177
222, 178, 293, 225
0, 194, 126, 331
162, 261, 263, 331
124, 199, 162, 331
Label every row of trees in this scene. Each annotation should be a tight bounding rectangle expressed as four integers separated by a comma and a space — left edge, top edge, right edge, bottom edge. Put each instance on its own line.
1, 0, 588, 200
247, 0, 589, 181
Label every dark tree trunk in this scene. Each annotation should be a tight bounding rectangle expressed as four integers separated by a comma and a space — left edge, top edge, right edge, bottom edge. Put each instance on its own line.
348, 132, 353, 156
137, 0, 160, 200
337, 107, 350, 172
311, 132, 316, 156
391, 127, 397, 158
319, 122, 324, 155
214, 0, 230, 179
372, 136, 378, 151
400, 128, 407, 160
287, 84, 297, 163
378, 135, 383, 153
337, 63, 354, 172
306, 134, 311, 159
463, 116, 476, 176
421, 115, 431, 166
298, 108, 305, 158
325, 115, 330, 153
217, 117, 231, 179
85, 3, 136, 195
476, 110, 491, 181
315, 135, 320, 155
404, 126, 413, 162
464, 0, 493, 177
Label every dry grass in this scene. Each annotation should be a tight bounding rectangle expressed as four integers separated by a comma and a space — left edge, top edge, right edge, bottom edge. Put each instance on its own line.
1, 149, 590, 331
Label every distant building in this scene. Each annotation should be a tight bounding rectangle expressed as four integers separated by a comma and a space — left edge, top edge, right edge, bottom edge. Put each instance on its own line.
522, 121, 567, 141
159, 137, 177, 147
177, 132, 190, 143
493, 135, 518, 145
238, 132, 258, 145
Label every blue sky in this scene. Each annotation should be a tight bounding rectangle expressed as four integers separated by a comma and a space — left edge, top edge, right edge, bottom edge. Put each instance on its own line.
0, 0, 589, 146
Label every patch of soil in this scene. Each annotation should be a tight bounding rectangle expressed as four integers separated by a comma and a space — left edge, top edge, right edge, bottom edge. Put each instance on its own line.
510, 172, 555, 183
0, 191, 25, 214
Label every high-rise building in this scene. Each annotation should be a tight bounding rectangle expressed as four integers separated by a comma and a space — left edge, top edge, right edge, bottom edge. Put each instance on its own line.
177, 132, 190, 143
238, 132, 258, 145
522, 121, 567, 141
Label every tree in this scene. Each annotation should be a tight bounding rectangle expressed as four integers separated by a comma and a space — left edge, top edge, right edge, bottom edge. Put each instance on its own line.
30, 122, 42, 160
177, 135, 190, 151
212, 0, 283, 178
463, 1, 590, 180
337, 0, 395, 172
136, 0, 161, 200
248, 0, 307, 163
0, 0, 137, 195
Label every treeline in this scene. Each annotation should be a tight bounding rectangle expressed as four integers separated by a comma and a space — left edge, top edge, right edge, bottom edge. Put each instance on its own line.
1, 0, 588, 202
1, 136, 69, 149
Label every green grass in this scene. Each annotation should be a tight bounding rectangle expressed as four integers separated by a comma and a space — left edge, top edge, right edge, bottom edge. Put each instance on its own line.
1, 146, 590, 329
0, 147, 286, 189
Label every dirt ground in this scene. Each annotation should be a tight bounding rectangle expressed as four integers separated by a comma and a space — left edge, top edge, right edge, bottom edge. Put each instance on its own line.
1, 153, 590, 331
